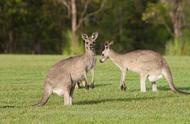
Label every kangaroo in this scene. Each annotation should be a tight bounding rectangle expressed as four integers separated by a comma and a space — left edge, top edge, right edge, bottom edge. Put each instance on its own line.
75, 33, 97, 89
36, 32, 98, 106
100, 41, 190, 94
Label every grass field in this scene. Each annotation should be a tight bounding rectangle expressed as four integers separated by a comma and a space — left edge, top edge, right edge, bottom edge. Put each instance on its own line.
0, 55, 190, 124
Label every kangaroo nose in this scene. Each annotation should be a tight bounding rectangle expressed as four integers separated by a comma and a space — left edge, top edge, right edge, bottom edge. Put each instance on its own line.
99, 59, 103, 63
90, 43, 95, 47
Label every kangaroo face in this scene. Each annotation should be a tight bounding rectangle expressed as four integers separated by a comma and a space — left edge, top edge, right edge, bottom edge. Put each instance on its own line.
100, 41, 113, 63
82, 32, 98, 50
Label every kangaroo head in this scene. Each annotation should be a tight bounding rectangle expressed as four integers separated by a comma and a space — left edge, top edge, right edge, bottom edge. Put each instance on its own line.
100, 41, 113, 63
81, 32, 98, 51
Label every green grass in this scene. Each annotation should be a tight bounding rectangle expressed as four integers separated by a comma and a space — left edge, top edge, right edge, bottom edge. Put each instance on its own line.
0, 55, 190, 124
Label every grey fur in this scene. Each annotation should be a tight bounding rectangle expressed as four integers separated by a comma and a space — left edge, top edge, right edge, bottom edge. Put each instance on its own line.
100, 41, 190, 94
37, 32, 98, 106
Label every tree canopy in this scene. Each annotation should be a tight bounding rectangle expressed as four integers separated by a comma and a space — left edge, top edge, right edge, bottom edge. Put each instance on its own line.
0, 0, 190, 55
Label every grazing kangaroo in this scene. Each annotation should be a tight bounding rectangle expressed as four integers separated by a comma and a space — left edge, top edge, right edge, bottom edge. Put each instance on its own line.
100, 41, 189, 94
36, 32, 98, 106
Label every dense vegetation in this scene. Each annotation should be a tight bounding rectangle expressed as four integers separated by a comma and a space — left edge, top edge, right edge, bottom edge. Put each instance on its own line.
0, 55, 190, 123
0, 0, 190, 55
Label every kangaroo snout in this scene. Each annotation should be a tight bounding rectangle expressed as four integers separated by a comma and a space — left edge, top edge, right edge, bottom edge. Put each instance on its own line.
99, 59, 104, 63
99, 57, 107, 63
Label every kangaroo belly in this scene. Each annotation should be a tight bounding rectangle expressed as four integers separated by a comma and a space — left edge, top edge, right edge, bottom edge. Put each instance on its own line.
53, 88, 64, 96
148, 74, 163, 82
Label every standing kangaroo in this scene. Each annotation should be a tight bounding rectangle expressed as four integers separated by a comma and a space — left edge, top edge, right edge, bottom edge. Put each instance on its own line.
36, 32, 98, 106
100, 41, 189, 94
75, 33, 97, 89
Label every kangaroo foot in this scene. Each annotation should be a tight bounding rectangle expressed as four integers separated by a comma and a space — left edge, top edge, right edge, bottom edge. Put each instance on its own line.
85, 84, 90, 90
89, 83, 95, 89
120, 85, 127, 91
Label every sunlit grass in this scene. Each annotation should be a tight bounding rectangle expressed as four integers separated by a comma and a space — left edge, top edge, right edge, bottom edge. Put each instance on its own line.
0, 55, 190, 124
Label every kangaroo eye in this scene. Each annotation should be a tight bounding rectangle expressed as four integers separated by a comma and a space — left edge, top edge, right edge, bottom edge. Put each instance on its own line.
102, 53, 104, 56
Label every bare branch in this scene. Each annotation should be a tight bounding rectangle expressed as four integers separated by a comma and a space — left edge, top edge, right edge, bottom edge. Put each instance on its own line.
77, 0, 90, 29
76, 0, 106, 30
58, 0, 69, 7
57, 0, 71, 17
162, 20, 174, 37
81, 0, 90, 19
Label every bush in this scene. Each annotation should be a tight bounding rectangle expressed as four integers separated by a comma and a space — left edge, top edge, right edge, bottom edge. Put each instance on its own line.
63, 31, 84, 55
166, 38, 190, 55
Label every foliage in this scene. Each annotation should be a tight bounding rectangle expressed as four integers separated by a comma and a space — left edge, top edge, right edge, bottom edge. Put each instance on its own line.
0, 0, 65, 54
0, 0, 190, 55
63, 30, 84, 55
142, 2, 171, 25
89, 0, 170, 54
143, 0, 190, 55
1, 55, 190, 123
166, 38, 190, 56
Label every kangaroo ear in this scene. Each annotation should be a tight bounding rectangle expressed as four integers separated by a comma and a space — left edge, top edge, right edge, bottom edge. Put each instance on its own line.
108, 41, 114, 46
81, 33, 88, 40
91, 32, 98, 41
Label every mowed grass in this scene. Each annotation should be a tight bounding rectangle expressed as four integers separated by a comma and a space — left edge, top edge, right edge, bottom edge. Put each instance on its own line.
0, 55, 190, 124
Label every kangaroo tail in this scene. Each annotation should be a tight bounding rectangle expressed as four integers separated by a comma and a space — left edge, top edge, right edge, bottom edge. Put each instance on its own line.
162, 60, 190, 94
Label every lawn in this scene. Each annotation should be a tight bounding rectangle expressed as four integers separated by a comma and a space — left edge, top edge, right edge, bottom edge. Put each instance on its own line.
0, 55, 190, 124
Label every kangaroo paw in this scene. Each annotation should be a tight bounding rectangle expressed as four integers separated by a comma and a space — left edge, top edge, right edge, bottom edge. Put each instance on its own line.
120, 85, 127, 91
85, 85, 90, 90
89, 83, 95, 89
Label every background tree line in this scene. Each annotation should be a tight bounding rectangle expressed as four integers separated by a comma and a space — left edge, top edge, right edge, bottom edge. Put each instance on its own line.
0, 0, 190, 55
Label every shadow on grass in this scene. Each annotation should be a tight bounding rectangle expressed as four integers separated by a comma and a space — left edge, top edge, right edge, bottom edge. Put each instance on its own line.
129, 86, 190, 92
0, 104, 36, 109
158, 86, 190, 91
95, 83, 112, 88
75, 95, 176, 105
76, 83, 112, 89
0, 105, 16, 108
1, 86, 189, 108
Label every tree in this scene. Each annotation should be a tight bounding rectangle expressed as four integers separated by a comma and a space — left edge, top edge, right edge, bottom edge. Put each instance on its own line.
1, 0, 189, 55
0, 0, 26, 53
142, 0, 190, 55
57, 0, 105, 54
0, 0, 66, 54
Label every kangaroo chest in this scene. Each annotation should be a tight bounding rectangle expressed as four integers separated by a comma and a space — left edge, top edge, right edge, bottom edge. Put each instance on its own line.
86, 56, 96, 72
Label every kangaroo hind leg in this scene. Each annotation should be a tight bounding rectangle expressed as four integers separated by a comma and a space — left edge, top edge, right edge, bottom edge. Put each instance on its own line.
152, 82, 157, 92
64, 89, 72, 105
89, 68, 95, 88
140, 73, 147, 92
120, 70, 127, 91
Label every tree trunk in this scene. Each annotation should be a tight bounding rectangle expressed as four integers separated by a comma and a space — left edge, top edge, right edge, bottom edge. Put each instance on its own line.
71, 0, 79, 53
170, 0, 182, 40
33, 41, 41, 54
32, 33, 41, 54
6, 30, 16, 53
